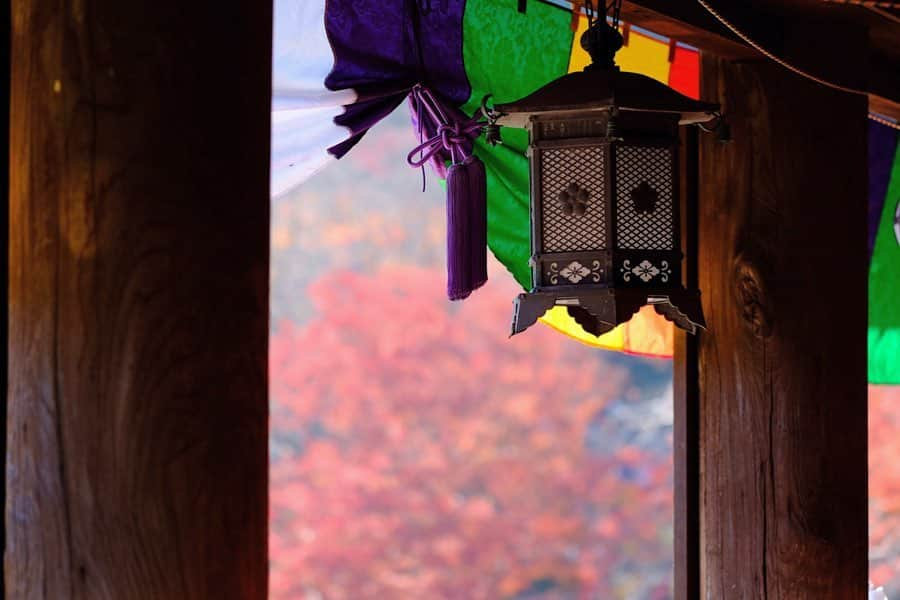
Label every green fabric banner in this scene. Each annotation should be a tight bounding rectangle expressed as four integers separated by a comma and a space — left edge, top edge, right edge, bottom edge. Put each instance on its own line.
870, 144, 900, 384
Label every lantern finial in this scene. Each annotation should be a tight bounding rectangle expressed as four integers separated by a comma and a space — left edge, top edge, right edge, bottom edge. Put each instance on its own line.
580, 20, 623, 70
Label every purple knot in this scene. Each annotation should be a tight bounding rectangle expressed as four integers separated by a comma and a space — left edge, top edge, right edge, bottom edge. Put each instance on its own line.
407, 85, 482, 168
439, 123, 466, 150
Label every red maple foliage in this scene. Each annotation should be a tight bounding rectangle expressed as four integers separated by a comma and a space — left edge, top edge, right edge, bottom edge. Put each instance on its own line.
270, 265, 674, 600
870, 385, 900, 595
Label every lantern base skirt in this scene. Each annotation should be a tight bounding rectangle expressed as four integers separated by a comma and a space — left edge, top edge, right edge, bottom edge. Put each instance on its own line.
510, 288, 705, 337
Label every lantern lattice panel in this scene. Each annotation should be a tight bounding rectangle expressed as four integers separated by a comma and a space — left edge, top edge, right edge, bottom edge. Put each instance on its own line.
615, 145, 675, 250
539, 146, 607, 253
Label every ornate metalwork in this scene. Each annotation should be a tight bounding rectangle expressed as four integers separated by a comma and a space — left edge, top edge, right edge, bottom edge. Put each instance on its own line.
620, 259, 671, 283
510, 289, 705, 336
616, 145, 674, 250
480, 94, 503, 147
558, 183, 590, 216
630, 181, 658, 214
539, 145, 607, 253
549, 260, 604, 284
492, 33, 718, 337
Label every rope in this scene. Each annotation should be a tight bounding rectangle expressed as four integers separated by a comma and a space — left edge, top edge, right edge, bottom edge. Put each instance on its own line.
870, 112, 900, 130
820, 1, 900, 7
863, 5, 900, 24
695, 0, 900, 131
407, 85, 483, 168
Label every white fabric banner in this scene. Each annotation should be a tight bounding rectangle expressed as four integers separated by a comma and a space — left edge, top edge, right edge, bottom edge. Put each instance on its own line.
271, 0, 356, 198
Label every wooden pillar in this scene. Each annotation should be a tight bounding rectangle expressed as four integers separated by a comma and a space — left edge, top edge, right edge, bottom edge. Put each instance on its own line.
8, 2, 271, 598
697, 56, 868, 597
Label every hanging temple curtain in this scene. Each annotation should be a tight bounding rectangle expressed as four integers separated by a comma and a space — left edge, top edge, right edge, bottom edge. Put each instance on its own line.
272, 0, 900, 384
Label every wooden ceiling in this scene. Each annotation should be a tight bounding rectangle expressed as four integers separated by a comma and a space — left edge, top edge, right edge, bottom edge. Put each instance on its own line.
621, 0, 900, 122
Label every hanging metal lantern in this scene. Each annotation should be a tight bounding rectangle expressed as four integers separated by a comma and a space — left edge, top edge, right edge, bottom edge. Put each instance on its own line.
493, 12, 721, 338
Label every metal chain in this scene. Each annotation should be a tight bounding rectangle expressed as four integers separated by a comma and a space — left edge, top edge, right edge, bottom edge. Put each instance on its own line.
611, 0, 623, 27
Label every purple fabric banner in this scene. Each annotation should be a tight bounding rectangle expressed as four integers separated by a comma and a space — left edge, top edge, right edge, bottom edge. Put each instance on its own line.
324, 0, 471, 158
869, 120, 899, 260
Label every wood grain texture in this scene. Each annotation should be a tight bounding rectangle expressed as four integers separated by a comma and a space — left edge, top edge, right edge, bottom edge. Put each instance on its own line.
697, 55, 868, 598
8, 2, 271, 598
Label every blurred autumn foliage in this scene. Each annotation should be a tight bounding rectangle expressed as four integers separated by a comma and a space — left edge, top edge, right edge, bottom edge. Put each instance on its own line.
270, 108, 900, 599
270, 265, 674, 599
870, 385, 900, 597
270, 110, 674, 599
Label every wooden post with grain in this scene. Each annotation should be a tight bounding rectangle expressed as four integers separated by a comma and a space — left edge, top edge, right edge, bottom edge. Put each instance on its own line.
696, 54, 868, 597
7, 2, 272, 597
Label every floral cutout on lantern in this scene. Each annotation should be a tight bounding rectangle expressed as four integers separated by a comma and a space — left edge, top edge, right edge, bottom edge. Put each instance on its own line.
558, 182, 590, 216
621, 259, 671, 283
549, 260, 604, 284
631, 181, 659, 214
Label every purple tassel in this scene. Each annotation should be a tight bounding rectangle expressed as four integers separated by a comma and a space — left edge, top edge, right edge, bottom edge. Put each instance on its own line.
446, 157, 486, 300
407, 85, 488, 301
465, 156, 488, 293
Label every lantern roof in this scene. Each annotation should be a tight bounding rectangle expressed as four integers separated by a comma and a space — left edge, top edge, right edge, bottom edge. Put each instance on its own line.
494, 68, 720, 129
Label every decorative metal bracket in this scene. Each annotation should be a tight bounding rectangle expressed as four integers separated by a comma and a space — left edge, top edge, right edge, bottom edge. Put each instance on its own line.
697, 111, 731, 142
480, 95, 504, 147
510, 288, 705, 337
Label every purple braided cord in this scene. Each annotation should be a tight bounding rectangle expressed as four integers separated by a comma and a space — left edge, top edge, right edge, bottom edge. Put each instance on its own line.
407, 85, 483, 168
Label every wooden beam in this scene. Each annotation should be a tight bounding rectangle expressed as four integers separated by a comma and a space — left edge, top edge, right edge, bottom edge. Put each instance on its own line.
621, 1, 759, 60
696, 53, 868, 597
7, 1, 271, 597
622, 0, 900, 122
